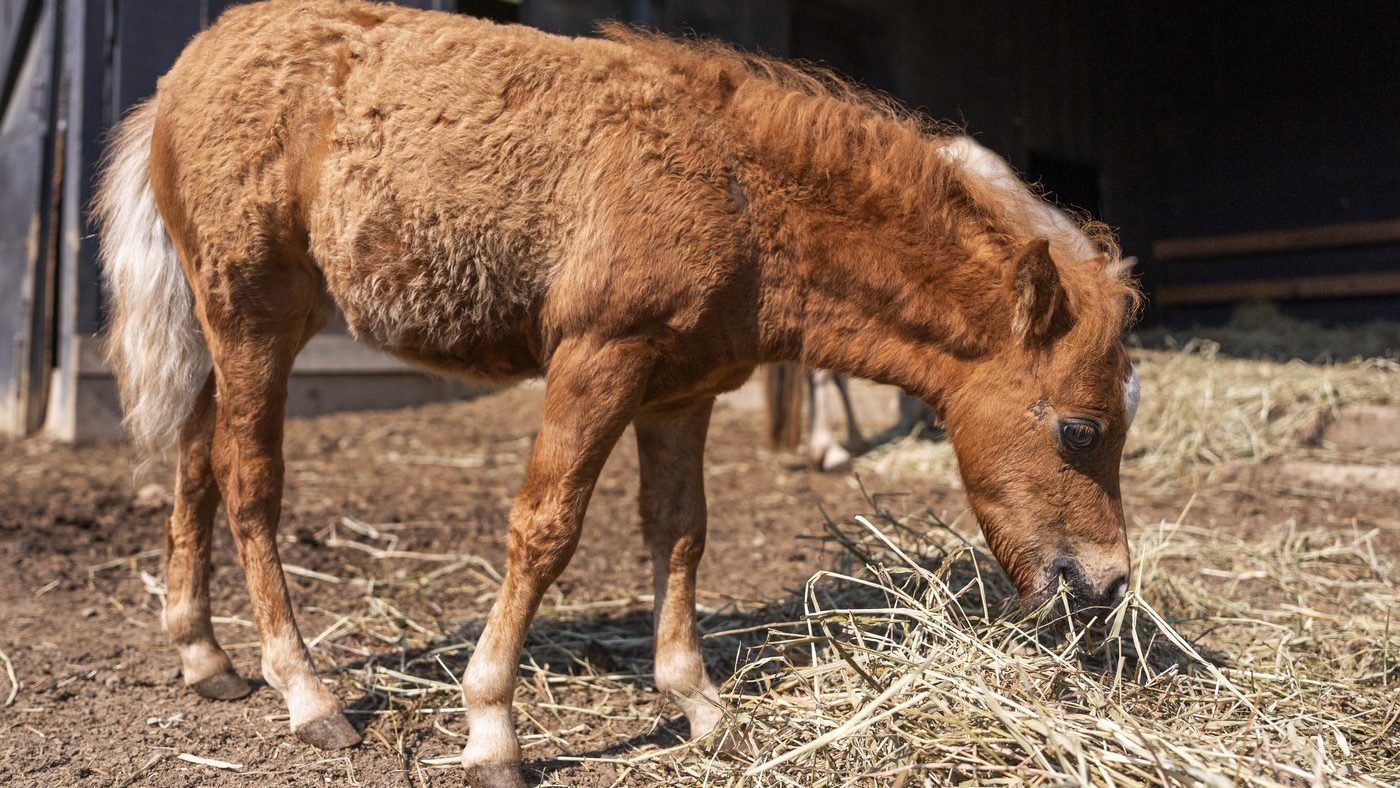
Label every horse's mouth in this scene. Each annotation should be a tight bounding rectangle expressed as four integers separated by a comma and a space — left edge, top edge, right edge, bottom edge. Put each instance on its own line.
1020, 559, 1128, 623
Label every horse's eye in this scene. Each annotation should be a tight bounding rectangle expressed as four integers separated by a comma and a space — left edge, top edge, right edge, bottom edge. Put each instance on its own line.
1059, 419, 1100, 451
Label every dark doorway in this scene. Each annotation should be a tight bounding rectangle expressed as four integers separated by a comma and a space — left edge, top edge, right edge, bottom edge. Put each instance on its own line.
1025, 150, 1102, 220
457, 0, 519, 24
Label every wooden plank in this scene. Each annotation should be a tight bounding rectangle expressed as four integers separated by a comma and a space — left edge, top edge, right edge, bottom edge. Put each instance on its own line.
1153, 219, 1400, 261
0, 0, 43, 115
1155, 271, 1400, 306
43, 0, 107, 439
61, 334, 483, 443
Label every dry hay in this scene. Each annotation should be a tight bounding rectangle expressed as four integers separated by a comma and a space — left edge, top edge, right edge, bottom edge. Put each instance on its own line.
1122, 342, 1395, 481
307, 496, 1397, 786
667, 505, 1398, 786
1134, 302, 1400, 364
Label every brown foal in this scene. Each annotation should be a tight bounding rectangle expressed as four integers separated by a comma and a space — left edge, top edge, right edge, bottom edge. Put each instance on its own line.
95, 2, 1141, 785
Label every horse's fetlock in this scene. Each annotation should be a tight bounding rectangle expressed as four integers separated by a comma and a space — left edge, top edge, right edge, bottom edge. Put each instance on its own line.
461, 703, 521, 768
177, 641, 234, 684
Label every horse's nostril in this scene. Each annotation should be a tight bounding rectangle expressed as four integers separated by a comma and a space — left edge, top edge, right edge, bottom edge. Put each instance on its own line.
1103, 575, 1129, 606
1050, 557, 1078, 584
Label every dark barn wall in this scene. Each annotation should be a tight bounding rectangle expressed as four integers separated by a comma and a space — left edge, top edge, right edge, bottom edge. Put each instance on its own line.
1145, 5, 1400, 237
772, 1, 1400, 322
1133, 3, 1400, 322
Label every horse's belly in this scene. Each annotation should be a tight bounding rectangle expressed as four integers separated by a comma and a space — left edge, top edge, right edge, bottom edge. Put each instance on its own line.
308, 126, 567, 380
312, 214, 550, 381
373, 327, 544, 383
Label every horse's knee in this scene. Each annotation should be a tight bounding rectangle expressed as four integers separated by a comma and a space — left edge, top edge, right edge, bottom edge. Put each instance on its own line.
505, 507, 581, 588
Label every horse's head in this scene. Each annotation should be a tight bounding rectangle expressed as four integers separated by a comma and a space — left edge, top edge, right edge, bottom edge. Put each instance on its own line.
944, 238, 1139, 620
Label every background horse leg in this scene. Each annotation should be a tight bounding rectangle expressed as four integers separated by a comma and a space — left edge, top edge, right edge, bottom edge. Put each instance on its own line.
831, 373, 867, 455
896, 390, 937, 435
808, 369, 853, 471
162, 373, 250, 700
762, 362, 805, 451
460, 337, 655, 788
203, 278, 356, 750
635, 400, 724, 741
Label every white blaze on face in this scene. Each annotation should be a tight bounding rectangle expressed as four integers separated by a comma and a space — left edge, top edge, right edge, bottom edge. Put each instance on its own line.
1124, 365, 1141, 427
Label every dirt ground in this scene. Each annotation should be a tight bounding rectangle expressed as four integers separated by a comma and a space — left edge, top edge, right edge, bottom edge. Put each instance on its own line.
2, 379, 1396, 787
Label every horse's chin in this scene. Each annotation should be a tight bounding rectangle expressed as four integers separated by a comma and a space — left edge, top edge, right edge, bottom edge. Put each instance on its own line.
1018, 580, 1120, 625
1018, 579, 1059, 615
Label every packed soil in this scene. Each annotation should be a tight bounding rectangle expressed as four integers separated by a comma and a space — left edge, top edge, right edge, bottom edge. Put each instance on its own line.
2, 379, 1396, 787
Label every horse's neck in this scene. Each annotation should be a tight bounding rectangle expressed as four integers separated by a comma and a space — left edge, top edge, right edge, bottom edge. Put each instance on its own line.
779, 211, 1007, 404
727, 96, 1011, 396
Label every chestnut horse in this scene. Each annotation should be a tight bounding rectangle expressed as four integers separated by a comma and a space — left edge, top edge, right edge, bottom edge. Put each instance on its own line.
95, 2, 1141, 784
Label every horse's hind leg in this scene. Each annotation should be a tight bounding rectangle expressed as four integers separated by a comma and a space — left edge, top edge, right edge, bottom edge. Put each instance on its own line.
636, 400, 725, 740
163, 296, 331, 701
162, 373, 251, 700
202, 270, 357, 749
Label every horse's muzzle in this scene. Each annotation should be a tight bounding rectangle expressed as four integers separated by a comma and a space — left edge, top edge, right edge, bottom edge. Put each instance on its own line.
1035, 556, 1128, 621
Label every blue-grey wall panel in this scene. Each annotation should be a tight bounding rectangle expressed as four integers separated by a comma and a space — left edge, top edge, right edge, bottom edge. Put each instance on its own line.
0, 0, 55, 433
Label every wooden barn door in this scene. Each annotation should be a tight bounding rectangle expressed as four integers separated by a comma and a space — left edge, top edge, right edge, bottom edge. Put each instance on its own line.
0, 0, 60, 437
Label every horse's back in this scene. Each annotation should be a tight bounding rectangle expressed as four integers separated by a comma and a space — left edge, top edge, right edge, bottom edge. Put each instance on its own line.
151, 0, 745, 383
150, 1, 621, 377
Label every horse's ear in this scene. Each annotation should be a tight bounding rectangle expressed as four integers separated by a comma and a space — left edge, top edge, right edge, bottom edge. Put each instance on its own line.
1008, 237, 1064, 342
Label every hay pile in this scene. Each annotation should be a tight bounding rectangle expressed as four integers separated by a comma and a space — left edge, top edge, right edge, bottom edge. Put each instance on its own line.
332, 500, 1398, 786
1134, 302, 1400, 364
616, 505, 1399, 785
1123, 342, 1395, 480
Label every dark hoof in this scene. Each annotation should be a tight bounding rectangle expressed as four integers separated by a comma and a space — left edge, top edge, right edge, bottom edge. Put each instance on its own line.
190, 672, 254, 701
294, 713, 362, 750
464, 763, 528, 788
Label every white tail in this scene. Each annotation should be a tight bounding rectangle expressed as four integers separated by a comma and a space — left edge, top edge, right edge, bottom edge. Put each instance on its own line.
94, 99, 208, 463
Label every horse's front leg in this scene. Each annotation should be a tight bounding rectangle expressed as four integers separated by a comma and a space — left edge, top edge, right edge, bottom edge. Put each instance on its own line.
460, 336, 655, 788
635, 400, 725, 740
